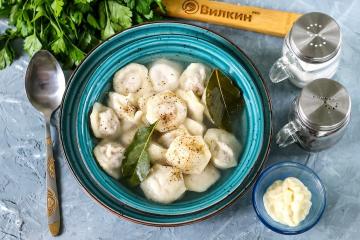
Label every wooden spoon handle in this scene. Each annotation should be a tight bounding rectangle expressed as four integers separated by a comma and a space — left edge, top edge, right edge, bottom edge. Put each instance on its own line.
162, 0, 301, 37
45, 121, 61, 236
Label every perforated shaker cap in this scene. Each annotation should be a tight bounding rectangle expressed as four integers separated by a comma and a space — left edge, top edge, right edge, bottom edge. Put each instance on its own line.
289, 12, 341, 63
298, 78, 351, 131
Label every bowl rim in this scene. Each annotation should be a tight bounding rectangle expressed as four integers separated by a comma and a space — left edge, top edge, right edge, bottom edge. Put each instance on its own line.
252, 161, 327, 235
60, 20, 273, 226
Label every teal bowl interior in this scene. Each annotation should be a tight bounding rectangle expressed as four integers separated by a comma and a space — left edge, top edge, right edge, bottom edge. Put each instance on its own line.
60, 22, 272, 220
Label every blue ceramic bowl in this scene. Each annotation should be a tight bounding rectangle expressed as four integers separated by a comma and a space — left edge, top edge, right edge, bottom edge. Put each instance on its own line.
60, 22, 272, 225
252, 162, 326, 234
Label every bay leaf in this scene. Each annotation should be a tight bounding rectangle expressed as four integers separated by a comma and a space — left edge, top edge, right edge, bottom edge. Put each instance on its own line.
121, 121, 157, 187
205, 69, 244, 131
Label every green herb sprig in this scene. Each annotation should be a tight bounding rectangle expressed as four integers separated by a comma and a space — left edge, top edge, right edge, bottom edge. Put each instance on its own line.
0, 0, 165, 70
121, 121, 158, 187
205, 69, 245, 132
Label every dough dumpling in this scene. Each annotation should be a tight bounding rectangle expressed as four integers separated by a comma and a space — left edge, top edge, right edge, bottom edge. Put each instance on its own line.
133, 77, 155, 110
137, 90, 156, 111
90, 102, 121, 139
184, 118, 205, 136
107, 92, 137, 121
176, 89, 204, 122
149, 59, 182, 92
120, 127, 137, 147
158, 125, 189, 148
148, 142, 167, 165
184, 164, 220, 192
204, 128, 242, 169
121, 112, 147, 148
145, 91, 187, 132
93, 140, 125, 179
166, 135, 211, 174
119, 111, 143, 147
121, 111, 143, 132
113, 63, 148, 95
140, 164, 186, 204
179, 63, 210, 96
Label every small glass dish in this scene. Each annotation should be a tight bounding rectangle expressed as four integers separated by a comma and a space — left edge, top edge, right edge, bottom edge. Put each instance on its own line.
252, 161, 326, 235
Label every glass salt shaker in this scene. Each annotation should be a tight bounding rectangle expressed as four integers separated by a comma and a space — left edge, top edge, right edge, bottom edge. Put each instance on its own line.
276, 78, 351, 151
269, 12, 342, 88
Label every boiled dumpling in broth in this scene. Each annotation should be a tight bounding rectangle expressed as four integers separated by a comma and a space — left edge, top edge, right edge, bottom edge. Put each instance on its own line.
204, 128, 242, 169
149, 59, 183, 92
138, 93, 154, 111
166, 135, 211, 174
113, 63, 148, 95
90, 102, 121, 139
134, 77, 156, 110
184, 164, 220, 192
93, 140, 125, 179
107, 92, 137, 121
121, 110, 143, 132
119, 111, 143, 147
158, 125, 189, 148
140, 164, 186, 204
90, 59, 245, 203
145, 91, 187, 132
120, 127, 137, 147
137, 89, 156, 111
148, 142, 167, 165
176, 89, 204, 122
124, 93, 138, 106
179, 63, 210, 96
183, 118, 206, 136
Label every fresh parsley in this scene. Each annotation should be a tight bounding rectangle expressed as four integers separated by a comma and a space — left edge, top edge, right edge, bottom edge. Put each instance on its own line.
0, 0, 165, 70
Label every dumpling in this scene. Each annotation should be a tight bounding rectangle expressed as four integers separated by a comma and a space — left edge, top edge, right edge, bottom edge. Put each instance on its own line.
204, 128, 242, 169
183, 118, 205, 136
113, 63, 148, 95
134, 77, 155, 110
145, 91, 187, 132
166, 135, 211, 174
149, 59, 182, 92
125, 93, 138, 106
107, 92, 137, 121
90, 102, 121, 139
179, 63, 210, 96
140, 164, 186, 204
93, 140, 125, 179
120, 127, 138, 147
176, 89, 204, 122
121, 110, 143, 132
148, 142, 167, 165
184, 164, 220, 192
137, 90, 156, 111
158, 125, 189, 148
119, 111, 143, 147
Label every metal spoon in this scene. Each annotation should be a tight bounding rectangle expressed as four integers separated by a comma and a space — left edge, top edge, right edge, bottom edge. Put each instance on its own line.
25, 50, 65, 236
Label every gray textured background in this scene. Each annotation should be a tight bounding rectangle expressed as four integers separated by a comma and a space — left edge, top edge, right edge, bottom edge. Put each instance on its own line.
1, 0, 360, 239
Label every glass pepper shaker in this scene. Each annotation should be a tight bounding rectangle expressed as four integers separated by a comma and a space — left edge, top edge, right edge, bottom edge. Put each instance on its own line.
269, 12, 342, 88
276, 78, 351, 151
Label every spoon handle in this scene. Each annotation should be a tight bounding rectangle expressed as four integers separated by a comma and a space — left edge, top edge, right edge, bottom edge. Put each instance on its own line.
45, 121, 61, 236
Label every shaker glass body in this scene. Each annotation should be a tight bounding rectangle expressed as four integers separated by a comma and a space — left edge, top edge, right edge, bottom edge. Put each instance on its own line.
269, 12, 342, 88
276, 99, 349, 152
270, 35, 341, 88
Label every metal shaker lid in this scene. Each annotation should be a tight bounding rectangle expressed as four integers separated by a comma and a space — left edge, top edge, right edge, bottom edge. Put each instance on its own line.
289, 12, 341, 63
298, 78, 351, 131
